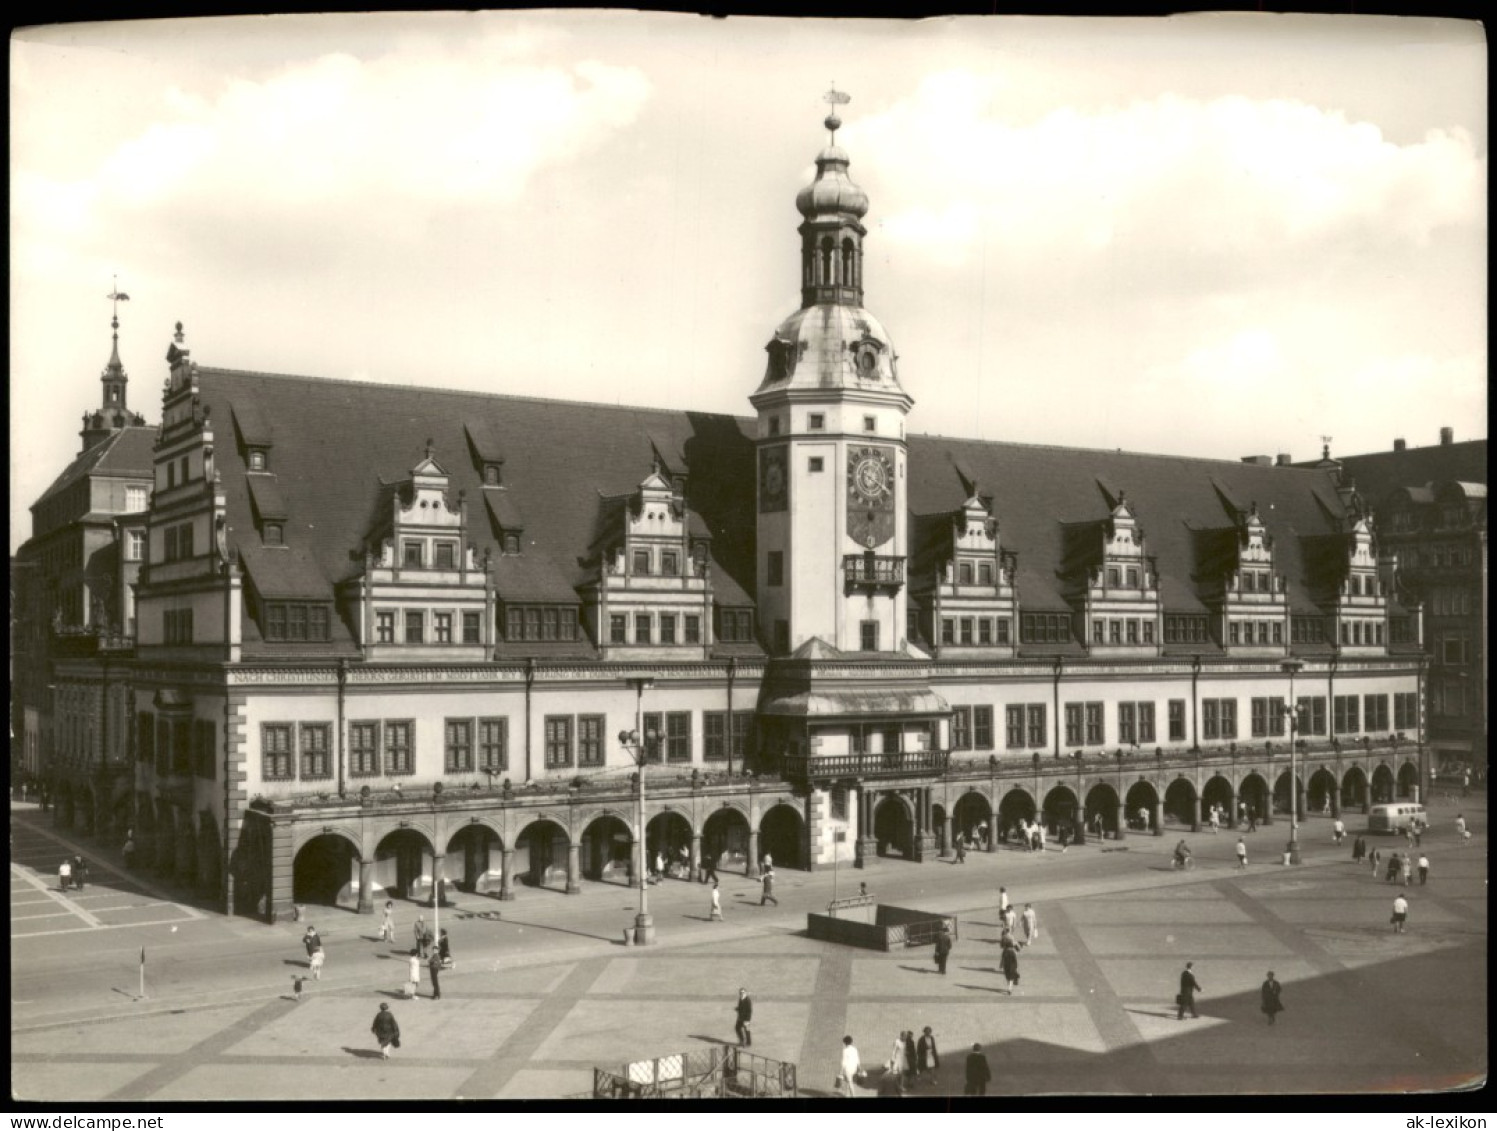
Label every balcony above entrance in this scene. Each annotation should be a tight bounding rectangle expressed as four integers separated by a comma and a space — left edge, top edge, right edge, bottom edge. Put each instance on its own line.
843, 552, 905, 592
782, 748, 950, 781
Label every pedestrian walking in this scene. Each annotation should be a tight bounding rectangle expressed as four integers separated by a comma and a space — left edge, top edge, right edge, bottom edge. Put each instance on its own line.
999, 938, 1021, 995
122, 835, 137, 869
916, 1026, 939, 1084
371, 1002, 400, 1059
955, 838, 967, 864
1369, 847, 1381, 877
998, 886, 1010, 916
1417, 854, 1429, 885
838, 1035, 863, 1098
734, 987, 753, 1046
708, 879, 724, 920
309, 945, 325, 981
964, 1043, 991, 1096
73, 856, 88, 890
1002, 904, 1017, 936
887, 1031, 908, 1080
302, 925, 321, 959
438, 929, 452, 968
1176, 961, 1202, 1019
1235, 837, 1248, 870
405, 951, 421, 999
1385, 852, 1401, 883
1208, 807, 1219, 834
759, 866, 778, 906
901, 1030, 918, 1090
1021, 903, 1039, 948
1247, 806, 1258, 833
933, 924, 952, 975
291, 974, 305, 1001
413, 914, 428, 958
1391, 891, 1409, 934
427, 949, 442, 999
379, 900, 395, 942
701, 851, 719, 883
1332, 818, 1345, 845
1412, 822, 1423, 848
1260, 972, 1284, 1026
1455, 813, 1467, 839
1352, 835, 1365, 863
58, 858, 72, 892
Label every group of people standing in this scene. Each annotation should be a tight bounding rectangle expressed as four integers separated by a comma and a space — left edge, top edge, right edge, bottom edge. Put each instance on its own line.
56, 855, 89, 891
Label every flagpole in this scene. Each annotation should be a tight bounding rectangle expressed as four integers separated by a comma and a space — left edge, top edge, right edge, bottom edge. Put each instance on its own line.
139, 947, 146, 999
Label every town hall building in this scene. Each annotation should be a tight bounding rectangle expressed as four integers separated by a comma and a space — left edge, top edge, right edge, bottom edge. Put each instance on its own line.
25, 101, 1429, 923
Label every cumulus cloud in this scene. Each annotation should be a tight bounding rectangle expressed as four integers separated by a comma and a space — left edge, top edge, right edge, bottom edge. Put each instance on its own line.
855, 73, 1485, 275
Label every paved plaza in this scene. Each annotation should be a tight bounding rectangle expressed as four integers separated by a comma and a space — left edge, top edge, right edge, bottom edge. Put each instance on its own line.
11, 797, 1487, 1101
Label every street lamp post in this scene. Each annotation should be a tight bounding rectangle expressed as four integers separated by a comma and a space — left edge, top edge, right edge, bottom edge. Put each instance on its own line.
620, 676, 657, 944
1282, 659, 1304, 865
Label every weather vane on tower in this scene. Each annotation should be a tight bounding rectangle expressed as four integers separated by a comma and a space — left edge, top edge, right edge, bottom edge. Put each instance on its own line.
824, 84, 850, 141
107, 275, 131, 330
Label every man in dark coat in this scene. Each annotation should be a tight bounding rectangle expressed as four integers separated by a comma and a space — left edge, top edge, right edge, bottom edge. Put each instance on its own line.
734, 987, 753, 1046
427, 948, 443, 999
964, 1043, 991, 1096
73, 856, 88, 890
916, 1027, 939, 1083
1177, 961, 1201, 1019
901, 1030, 917, 1090
934, 926, 953, 975
1260, 971, 1284, 1026
1000, 939, 1020, 995
371, 1002, 400, 1058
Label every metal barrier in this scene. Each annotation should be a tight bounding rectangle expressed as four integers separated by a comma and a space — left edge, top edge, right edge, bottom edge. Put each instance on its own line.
593, 1045, 797, 1098
901, 916, 959, 948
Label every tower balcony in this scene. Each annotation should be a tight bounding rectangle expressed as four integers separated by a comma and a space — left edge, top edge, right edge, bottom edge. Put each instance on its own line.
843, 553, 905, 592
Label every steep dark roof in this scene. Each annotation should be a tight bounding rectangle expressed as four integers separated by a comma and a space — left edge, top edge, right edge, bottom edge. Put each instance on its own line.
33, 427, 156, 510
192, 368, 1354, 625
1329, 438, 1487, 502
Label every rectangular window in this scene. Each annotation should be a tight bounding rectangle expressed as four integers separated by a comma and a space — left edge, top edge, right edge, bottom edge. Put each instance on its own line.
1364, 694, 1389, 733
404, 610, 424, 644
1065, 703, 1084, 747
660, 614, 677, 644
1168, 699, 1186, 742
684, 615, 701, 645
863, 415, 876, 432
642, 713, 663, 761
267, 604, 287, 640
1118, 702, 1136, 745
1394, 692, 1418, 732
261, 724, 293, 777
403, 541, 423, 568
732, 712, 754, 762
809, 457, 824, 473
973, 705, 993, 749
978, 561, 993, 586
1203, 700, 1220, 740
578, 715, 605, 767
1126, 619, 1139, 645
808, 412, 825, 430
384, 721, 414, 774
541, 608, 558, 641
1272, 621, 1283, 645
1126, 567, 1139, 587
1092, 619, 1105, 645
1229, 622, 1241, 646
1109, 620, 1122, 645
1138, 702, 1156, 744
635, 614, 651, 644
1221, 700, 1237, 739
767, 550, 783, 586
126, 485, 148, 512
978, 618, 992, 645
941, 619, 956, 645
1142, 621, 1155, 645
661, 551, 679, 577
478, 718, 508, 771
958, 561, 974, 585
1251, 697, 1269, 738
126, 530, 145, 561
704, 712, 727, 761
435, 613, 453, 644
1006, 706, 1025, 749
544, 716, 573, 769
1341, 692, 1365, 734
860, 620, 878, 651
960, 618, 974, 645
996, 619, 1011, 645
287, 605, 308, 641
952, 707, 972, 751
666, 712, 691, 763
463, 611, 482, 644
1026, 704, 1047, 748
434, 542, 456, 569
299, 723, 331, 780
633, 549, 651, 575
610, 614, 627, 644
1106, 566, 1121, 588
1085, 702, 1104, 745
524, 608, 543, 641
350, 721, 380, 776
1295, 696, 1326, 737
444, 719, 473, 772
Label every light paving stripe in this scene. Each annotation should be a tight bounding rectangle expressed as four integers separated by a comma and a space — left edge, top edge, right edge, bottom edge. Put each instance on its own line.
11, 914, 203, 939
10, 863, 103, 927
796, 947, 853, 1095
105, 996, 300, 1101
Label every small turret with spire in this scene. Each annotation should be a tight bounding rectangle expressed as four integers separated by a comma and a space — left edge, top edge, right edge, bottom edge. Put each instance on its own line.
80, 278, 147, 451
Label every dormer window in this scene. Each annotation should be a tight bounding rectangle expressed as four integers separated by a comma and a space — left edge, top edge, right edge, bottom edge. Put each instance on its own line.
264, 523, 284, 546
248, 450, 267, 472
403, 541, 423, 568
484, 464, 501, 486
504, 534, 520, 554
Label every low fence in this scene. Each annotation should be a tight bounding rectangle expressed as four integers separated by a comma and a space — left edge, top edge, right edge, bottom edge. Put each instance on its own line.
806, 903, 959, 952
593, 1045, 797, 1098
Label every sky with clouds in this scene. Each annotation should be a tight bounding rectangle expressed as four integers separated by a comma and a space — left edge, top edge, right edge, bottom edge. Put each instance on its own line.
10, 12, 1486, 553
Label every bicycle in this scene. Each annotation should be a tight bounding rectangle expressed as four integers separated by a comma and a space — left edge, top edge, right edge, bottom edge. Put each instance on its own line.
1171, 855, 1195, 871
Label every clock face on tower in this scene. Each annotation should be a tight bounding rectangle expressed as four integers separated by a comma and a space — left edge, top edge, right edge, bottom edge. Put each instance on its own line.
847, 444, 896, 548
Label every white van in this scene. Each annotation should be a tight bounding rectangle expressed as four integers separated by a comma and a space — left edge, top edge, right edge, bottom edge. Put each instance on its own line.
1367, 803, 1428, 834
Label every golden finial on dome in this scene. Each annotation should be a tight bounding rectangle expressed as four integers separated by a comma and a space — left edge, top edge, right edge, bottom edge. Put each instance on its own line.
824, 84, 850, 140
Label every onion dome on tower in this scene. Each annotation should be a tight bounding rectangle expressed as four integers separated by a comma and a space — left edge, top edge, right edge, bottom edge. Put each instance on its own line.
756, 92, 910, 406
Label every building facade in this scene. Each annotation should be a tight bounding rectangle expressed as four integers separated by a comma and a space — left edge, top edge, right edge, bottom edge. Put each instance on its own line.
29, 106, 1429, 922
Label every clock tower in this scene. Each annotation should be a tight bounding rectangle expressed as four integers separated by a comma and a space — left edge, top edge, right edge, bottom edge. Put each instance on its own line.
751, 93, 914, 655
